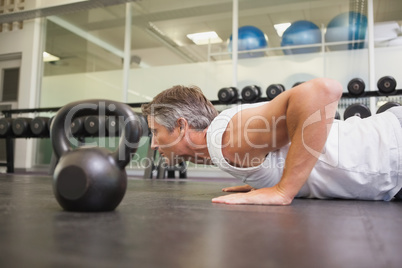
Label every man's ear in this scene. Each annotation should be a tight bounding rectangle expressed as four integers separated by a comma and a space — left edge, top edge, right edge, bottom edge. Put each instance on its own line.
177, 118, 188, 131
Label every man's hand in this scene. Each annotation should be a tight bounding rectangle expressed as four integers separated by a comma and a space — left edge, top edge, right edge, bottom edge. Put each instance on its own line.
212, 186, 293, 206
222, 184, 255, 192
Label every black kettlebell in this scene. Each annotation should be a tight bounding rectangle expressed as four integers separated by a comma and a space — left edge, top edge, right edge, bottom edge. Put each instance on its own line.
51, 99, 142, 212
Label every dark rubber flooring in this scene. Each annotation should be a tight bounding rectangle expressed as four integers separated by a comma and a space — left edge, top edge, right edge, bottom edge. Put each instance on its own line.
1, 173, 402, 268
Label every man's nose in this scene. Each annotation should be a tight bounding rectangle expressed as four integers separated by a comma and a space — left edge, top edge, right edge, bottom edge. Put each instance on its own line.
151, 137, 158, 150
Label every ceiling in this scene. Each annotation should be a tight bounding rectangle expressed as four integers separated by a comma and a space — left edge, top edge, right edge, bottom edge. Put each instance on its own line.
43, 0, 402, 76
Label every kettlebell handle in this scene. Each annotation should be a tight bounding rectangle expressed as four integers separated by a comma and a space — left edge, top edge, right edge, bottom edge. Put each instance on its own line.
51, 99, 142, 169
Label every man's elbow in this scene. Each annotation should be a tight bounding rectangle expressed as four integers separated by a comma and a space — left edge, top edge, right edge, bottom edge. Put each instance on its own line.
313, 78, 343, 102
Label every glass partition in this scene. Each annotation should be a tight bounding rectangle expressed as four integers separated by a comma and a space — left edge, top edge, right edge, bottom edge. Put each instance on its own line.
41, 4, 128, 106
234, 0, 367, 92
127, 0, 234, 103
35, 0, 402, 170
373, 0, 402, 111
37, 3, 129, 167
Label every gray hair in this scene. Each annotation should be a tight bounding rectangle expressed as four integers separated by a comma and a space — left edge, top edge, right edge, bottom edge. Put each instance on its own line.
141, 85, 218, 132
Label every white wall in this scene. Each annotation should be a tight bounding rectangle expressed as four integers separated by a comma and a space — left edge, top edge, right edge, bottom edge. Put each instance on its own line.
374, 46, 402, 83
0, 15, 46, 169
41, 71, 124, 106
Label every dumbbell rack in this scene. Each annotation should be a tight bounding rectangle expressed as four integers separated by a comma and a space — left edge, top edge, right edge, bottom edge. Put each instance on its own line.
211, 89, 402, 105
2, 90, 402, 174
341, 89, 402, 99
0, 103, 148, 174
0, 106, 60, 173
0, 102, 188, 180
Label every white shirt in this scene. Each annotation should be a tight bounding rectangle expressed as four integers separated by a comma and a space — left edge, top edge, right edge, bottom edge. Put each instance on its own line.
206, 102, 402, 201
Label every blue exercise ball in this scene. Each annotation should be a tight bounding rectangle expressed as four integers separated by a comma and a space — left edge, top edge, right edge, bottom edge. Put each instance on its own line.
281, 20, 321, 55
228, 25, 268, 58
325, 11, 368, 51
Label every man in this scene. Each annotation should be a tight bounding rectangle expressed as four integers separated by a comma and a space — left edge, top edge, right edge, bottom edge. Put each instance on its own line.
141, 78, 402, 205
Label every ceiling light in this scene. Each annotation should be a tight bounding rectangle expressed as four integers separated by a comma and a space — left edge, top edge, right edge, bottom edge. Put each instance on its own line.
43, 52, 60, 62
187, 31, 223, 45
274, 23, 291, 37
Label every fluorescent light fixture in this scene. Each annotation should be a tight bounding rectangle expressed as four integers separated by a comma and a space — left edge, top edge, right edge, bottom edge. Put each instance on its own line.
187, 31, 223, 45
43, 52, 60, 62
274, 23, 291, 37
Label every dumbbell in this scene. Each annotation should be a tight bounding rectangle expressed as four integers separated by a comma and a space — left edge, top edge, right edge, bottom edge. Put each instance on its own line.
377, 76, 397, 95
106, 116, 120, 136
241, 85, 261, 103
335, 111, 341, 120
71, 117, 86, 136
106, 114, 148, 137
218, 87, 239, 104
167, 161, 187, 179
347, 78, 365, 97
292, 81, 304, 88
47, 116, 54, 132
30, 117, 50, 137
138, 114, 149, 137
0, 118, 13, 138
266, 84, 285, 100
84, 115, 106, 136
12, 117, 33, 137
377, 102, 401, 114
178, 161, 187, 178
344, 103, 371, 120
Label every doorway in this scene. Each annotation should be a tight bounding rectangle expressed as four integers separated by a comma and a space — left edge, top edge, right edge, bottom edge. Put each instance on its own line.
0, 54, 20, 163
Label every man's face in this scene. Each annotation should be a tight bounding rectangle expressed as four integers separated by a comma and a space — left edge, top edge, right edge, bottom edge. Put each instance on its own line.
147, 116, 184, 164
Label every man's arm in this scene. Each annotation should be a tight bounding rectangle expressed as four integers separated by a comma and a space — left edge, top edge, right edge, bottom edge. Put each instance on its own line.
212, 78, 343, 205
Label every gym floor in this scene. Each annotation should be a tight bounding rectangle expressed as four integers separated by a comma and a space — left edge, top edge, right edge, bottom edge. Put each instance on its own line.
0, 173, 402, 268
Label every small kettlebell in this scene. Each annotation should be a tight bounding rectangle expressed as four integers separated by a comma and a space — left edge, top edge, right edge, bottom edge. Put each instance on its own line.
51, 99, 142, 212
